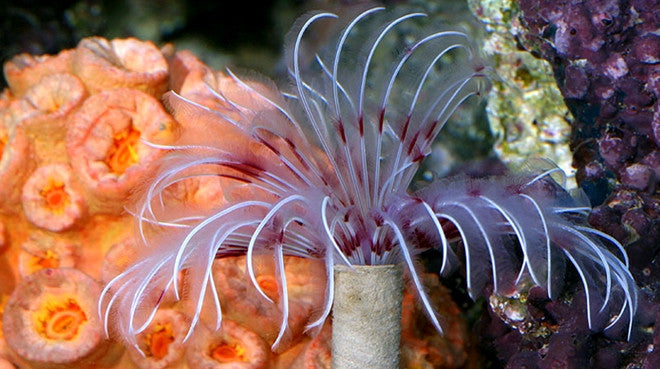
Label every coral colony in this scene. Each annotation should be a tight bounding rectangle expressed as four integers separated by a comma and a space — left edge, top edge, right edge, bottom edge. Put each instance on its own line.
0, 6, 641, 369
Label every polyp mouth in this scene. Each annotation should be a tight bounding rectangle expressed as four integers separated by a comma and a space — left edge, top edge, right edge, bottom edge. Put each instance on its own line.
34, 296, 88, 341
107, 125, 141, 175
143, 323, 175, 359
41, 178, 70, 215
210, 341, 248, 363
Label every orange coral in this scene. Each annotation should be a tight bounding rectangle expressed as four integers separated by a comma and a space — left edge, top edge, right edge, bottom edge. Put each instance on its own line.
2, 268, 118, 369
18, 73, 87, 144
0, 122, 33, 210
66, 88, 177, 213
212, 255, 326, 352
186, 320, 270, 369
161, 169, 227, 212
0, 222, 5, 252
3, 50, 74, 98
17, 236, 78, 277
21, 163, 86, 232
100, 238, 139, 284
400, 274, 479, 369
166, 50, 211, 95
0, 358, 17, 369
73, 37, 168, 96
127, 309, 188, 369
288, 324, 331, 369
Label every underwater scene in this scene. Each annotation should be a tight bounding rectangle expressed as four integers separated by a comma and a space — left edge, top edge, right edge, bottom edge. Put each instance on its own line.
0, 0, 658, 368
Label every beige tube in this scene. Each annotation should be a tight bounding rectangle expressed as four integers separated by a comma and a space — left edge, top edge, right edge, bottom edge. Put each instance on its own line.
332, 264, 403, 369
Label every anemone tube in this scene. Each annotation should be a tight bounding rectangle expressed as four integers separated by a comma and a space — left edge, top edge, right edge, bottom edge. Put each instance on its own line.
99, 7, 639, 368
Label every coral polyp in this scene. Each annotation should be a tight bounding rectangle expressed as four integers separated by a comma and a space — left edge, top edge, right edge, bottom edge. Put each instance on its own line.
186, 320, 270, 369
2, 268, 114, 368
21, 163, 86, 232
126, 309, 188, 369
66, 88, 178, 214
99, 6, 637, 356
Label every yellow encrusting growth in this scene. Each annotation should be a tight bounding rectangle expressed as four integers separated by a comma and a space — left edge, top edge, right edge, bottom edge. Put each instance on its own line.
33, 295, 87, 341
256, 275, 280, 302
144, 323, 175, 359
0, 132, 7, 160
107, 126, 141, 174
0, 293, 7, 338
29, 249, 61, 272
40, 178, 70, 214
210, 342, 247, 362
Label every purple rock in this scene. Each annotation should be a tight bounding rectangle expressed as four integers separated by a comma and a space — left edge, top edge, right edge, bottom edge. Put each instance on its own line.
481, 1, 660, 366
643, 350, 660, 369
655, 311, 660, 346
599, 134, 632, 169
635, 35, 660, 64
603, 53, 629, 80
622, 208, 652, 241
506, 351, 540, 369
622, 163, 655, 191
538, 332, 589, 369
642, 152, 660, 179
563, 64, 589, 98
653, 109, 660, 147
593, 346, 622, 369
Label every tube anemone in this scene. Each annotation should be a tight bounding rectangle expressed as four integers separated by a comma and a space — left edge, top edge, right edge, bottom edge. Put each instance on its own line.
99, 7, 638, 355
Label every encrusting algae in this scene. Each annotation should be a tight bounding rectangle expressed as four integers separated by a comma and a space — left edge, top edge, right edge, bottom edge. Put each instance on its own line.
0, 31, 475, 368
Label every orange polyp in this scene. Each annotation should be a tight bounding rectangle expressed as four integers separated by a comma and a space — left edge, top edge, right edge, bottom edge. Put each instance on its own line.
210, 342, 246, 363
145, 324, 175, 359
40, 179, 69, 214
0, 293, 7, 331
36, 298, 87, 341
47, 310, 81, 339
256, 275, 279, 302
32, 249, 60, 271
107, 126, 141, 174
0, 135, 6, 161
